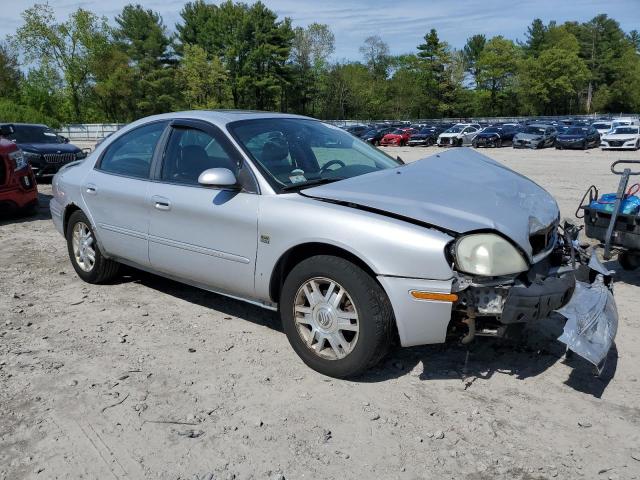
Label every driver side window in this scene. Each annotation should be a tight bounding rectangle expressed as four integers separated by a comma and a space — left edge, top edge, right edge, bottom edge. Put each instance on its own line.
160, 126, 239, 186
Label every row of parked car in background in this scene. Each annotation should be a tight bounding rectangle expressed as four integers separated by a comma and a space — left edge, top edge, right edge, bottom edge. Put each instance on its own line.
344, 116, 640, 151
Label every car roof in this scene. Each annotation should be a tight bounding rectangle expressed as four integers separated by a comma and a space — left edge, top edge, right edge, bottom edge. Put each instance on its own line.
127, 110, 313, 130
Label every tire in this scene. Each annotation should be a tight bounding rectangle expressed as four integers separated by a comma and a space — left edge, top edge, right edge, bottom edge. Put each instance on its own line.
582, 141, 588, 150
457, 138, 463, 147
280, 255, 394, 378
66, 210, 119, 283
496, 139, 502, 148
618, 252, 640, 271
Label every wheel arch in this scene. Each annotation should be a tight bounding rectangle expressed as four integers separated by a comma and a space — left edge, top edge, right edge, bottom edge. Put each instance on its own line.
269, 242, 379, 305
63, 203, 83, 235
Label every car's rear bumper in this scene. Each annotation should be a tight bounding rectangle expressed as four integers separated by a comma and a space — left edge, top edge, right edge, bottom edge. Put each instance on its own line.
50, 196, 64, 235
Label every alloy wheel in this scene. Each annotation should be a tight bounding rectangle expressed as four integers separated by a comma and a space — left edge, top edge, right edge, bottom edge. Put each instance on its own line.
293, 277, 359, 360
72, 222, 96, 272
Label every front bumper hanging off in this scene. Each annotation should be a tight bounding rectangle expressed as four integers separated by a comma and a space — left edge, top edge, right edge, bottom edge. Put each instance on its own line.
452, 227, 618, 368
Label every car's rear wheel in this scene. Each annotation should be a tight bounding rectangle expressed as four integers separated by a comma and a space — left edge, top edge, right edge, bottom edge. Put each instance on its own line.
280, 255, 393, 378
66, 210, 119, 283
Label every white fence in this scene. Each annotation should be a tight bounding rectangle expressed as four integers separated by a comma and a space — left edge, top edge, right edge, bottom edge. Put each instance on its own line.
58, 123, 126, 141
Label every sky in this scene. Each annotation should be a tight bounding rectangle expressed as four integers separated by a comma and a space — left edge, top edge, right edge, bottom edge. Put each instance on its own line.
2, 0, 639, 60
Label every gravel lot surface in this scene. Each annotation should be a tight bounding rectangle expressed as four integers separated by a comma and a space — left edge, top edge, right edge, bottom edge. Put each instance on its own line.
2, 145, 640, 480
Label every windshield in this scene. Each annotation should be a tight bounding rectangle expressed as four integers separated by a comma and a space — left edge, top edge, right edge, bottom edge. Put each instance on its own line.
418, 128, 434, 134
445, 126, 463, 133
523, 126, 545, 135
612, 127, 639, 135
483, 127, 502, 133
593, 123, 611, 130
229, 118, 401, 192
566, 127, 587, 135
7, 125, 62, 144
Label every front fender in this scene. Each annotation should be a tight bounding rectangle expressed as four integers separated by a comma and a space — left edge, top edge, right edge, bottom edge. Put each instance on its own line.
254, 194, 455, 302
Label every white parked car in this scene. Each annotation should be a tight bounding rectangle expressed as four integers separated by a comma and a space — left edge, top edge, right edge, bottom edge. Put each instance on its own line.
591, 121, 612, 135
610, 118, 640, 130
600, 125, 640, 150
437, 123, 481, 147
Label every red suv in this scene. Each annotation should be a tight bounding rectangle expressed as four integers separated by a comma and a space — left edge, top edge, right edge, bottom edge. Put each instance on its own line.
0, 126, 38, 215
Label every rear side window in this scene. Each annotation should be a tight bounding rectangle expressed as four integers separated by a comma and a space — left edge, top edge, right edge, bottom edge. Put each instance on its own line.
98, 122, 168, 178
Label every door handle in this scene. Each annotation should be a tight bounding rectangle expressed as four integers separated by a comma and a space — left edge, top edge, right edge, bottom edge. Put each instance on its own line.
84, 184, 97, 194
152, 195, 171, 211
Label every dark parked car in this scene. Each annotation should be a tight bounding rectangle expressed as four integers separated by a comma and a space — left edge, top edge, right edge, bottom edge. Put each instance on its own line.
555, 125, 600, 150
472, 125, 517, 148
361, 127, 396, 146
0, 123, 87, 179
407, 126, 444, 147
344, 125, 372, 137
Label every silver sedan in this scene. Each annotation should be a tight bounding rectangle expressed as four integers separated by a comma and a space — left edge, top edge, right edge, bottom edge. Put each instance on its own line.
50, 111, 617, 377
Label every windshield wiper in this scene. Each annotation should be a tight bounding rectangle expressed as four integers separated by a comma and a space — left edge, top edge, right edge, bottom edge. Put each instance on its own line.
280, 177, 344, 192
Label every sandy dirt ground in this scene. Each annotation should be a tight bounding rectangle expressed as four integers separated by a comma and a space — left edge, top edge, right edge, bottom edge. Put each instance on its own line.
2, 145, 640, 480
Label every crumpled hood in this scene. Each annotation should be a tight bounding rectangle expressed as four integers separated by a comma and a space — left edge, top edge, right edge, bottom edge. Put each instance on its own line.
303, 149, 559, 260
18, 142, 81, 154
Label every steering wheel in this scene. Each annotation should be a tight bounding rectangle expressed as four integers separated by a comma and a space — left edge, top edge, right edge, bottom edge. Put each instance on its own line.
319, 159, 346, 173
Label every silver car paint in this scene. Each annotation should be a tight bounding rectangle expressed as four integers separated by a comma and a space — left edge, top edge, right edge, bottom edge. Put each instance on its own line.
50, 111, 557, 348
304, 148, 559, 261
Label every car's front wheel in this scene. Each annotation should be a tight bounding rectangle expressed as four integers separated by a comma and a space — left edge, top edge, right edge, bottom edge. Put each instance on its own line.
280, 255, 393, 378
66, 210, 120, 283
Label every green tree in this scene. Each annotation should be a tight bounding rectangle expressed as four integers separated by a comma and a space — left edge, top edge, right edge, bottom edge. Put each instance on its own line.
288, 23, 335, 115
115, 4, 180, 116
475, 36, 520, 115
462, 34, 486, 86
521, 18, 547, 57
179, 43, 232, 109
0, 43, 21, 99
359, 35, 391, 79
12, 4, 110, 121
518, 28, 589, 114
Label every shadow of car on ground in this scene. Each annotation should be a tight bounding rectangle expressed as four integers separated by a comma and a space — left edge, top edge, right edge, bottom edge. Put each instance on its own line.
107, 266, 618, 398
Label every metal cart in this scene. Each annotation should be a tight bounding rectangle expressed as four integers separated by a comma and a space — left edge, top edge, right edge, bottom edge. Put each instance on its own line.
578, 160, 640, 270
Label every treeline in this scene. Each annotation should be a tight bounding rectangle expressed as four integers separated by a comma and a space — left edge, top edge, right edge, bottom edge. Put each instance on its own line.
0, 1, 639, 127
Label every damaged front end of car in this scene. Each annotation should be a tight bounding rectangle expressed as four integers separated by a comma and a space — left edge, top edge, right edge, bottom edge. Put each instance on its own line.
448, 220, 618, 372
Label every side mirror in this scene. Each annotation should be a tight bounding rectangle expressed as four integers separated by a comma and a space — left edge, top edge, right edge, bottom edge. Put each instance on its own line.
396, 155, 405, 165
60, 136, 69, 143
198, 168, 238, 188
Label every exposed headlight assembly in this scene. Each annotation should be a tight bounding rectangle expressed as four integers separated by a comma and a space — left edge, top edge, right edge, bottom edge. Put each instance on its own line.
454, 233, 528, 276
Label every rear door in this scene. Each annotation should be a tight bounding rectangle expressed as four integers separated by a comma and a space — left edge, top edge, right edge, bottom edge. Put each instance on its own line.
147, 120, 260, 299
82, 121, 169, 267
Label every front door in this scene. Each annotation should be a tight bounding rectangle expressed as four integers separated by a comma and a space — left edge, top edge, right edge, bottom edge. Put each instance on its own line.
82, 121, 169, 267
148, 120, 259, 299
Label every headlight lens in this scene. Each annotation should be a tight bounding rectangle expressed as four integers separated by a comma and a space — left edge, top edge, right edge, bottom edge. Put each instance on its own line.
22, 151, 41, 162
9, 150, 28, 171
75, 150, 87, 159
454, 233, 528, 276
